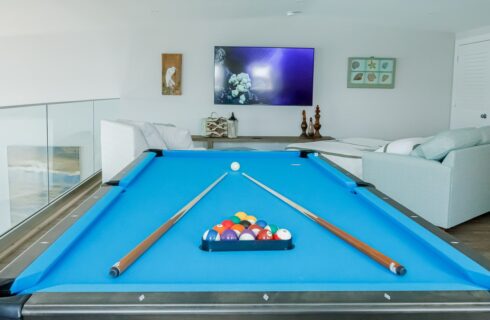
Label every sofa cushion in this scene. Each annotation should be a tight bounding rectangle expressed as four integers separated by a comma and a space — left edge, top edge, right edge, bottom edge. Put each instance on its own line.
412, 127, 481, 161
154, 124, 194, 150
118, 120, 167, 149
479, 125, 490, 145
376, 137, 427, 155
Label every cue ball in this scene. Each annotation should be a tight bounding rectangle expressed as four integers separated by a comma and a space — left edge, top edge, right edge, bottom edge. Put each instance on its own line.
230, 162, 240, 171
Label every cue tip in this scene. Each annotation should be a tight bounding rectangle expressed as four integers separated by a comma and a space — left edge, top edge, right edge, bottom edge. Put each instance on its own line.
396, 265, 407, 276
109, 266, 120, 278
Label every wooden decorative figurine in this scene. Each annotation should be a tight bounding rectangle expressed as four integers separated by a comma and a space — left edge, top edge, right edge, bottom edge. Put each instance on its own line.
307, 117, 314, 137
313, 105, 322, 138
300, 110, 308, 137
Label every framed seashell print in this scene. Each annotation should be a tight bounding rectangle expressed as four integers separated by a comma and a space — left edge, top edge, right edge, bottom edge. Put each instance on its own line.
347, 57, 396, 89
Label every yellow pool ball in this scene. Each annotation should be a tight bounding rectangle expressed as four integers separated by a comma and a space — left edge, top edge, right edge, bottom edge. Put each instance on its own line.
246, 215, 257, 224
234, 211, 248, 220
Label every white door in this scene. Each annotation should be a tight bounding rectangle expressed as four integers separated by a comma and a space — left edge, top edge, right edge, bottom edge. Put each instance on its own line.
451, 39, 490, 128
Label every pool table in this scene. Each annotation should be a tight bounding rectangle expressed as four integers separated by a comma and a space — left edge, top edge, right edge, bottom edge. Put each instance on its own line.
1, 150, 490, 319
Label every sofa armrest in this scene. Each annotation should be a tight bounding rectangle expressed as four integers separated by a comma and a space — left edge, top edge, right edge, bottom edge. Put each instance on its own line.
362, 152, 452, 227
100, 120, 148, 183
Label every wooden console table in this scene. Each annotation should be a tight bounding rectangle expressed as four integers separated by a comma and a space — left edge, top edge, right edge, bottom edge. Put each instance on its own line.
191, 135, 334, 149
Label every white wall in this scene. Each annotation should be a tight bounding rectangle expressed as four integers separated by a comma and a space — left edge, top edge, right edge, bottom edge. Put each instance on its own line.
0, 32, 126, 107
119, 16, 455, 140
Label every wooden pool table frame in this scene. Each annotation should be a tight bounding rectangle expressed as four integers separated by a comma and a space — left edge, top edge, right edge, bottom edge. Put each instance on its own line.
1, 149, 489, 320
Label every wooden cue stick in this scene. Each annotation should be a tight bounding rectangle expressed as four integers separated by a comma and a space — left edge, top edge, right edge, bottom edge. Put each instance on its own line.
242, 173, 406, 276
109, 172, 229, 277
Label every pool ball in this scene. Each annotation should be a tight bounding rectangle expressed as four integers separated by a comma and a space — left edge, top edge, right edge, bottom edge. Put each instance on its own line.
230, 162, 240, 171
248, 224, 263, 236
257, 229, 273, 240
265, 224, 279, 234
213, 224, 227, 235
273, 228, 292, 240
234, 211, 248, 220
230, 224, 245, 236
202, 229, 220, 241
239, 229, 256, 240
255, 220, 267, 228
230, 216, 241, 224
221, 229, 239, 241
221, 219, 234, 229
246, 215, 257, 224
239, 220, 251, 228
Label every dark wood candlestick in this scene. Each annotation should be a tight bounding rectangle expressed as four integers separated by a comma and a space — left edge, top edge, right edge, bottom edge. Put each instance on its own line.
300, 110, 308, 137
313, 105, 322, 139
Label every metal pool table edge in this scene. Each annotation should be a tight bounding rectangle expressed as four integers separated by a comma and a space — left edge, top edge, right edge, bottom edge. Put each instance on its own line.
0, 149, 489, 320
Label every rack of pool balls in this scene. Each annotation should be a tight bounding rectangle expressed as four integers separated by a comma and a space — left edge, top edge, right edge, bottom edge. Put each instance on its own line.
200, 211, 294, 252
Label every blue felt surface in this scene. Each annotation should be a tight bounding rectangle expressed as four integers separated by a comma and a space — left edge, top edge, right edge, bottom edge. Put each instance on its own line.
12, 151, 490, 294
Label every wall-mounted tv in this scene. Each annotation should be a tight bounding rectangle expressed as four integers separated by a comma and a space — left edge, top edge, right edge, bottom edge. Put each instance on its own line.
214, 46, 315, 106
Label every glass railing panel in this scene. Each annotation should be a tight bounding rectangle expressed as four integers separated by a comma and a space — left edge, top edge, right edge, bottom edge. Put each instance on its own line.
0, 105, 49, 234
47, 101, 94, 202
93, 99, 120, 171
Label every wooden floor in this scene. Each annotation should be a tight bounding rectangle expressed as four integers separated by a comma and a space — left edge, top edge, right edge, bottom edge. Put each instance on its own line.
447, 212, 490, 261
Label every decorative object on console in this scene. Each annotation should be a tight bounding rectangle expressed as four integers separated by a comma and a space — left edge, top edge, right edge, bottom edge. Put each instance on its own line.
162, 53, 182, 95
227, 113, 238, 138
348, 57, 396, 89
202, 112, 228, 138
307, 117, 314, 137
313, 105, 322, 138
300, 110, 308, 137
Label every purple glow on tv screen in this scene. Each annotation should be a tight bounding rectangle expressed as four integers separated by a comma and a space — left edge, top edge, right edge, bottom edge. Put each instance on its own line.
214, 46, 315, 106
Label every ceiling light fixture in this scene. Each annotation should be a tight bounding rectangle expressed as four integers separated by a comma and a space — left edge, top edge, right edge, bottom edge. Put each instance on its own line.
287, 10, 302, 16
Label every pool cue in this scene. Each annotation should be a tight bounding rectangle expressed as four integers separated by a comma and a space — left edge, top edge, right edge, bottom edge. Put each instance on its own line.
109, 172, 229, 277
242, 173, 406, 276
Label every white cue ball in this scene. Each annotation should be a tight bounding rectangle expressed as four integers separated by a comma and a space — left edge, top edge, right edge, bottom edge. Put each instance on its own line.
230, 162, 240, 171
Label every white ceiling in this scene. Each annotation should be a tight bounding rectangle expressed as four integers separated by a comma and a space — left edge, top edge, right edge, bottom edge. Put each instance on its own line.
1, 0, 490, 36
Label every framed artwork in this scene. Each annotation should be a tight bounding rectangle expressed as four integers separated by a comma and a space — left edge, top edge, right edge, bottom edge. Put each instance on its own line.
162, 53, 182, 95
347, 57, 396, 89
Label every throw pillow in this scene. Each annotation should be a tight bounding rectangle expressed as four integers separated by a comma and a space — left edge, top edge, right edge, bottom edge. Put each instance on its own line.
118, 120, 167, 149
417, 127, 481, 161
154, 124, 194, 150
375, 137, 427, 155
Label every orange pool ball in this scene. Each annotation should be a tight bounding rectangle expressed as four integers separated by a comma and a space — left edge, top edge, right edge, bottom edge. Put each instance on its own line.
230, 224, 245, 236
212, 224, 227, 235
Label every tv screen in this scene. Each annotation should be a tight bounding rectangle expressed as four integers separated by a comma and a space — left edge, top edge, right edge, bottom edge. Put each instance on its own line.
214, 46, 315, 106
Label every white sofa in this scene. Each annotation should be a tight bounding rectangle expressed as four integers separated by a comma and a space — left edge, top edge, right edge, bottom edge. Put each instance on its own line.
363, 143, 490, 229
100, 120, 199, 183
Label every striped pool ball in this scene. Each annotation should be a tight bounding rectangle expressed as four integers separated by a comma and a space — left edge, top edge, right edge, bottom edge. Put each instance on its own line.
248, 224, 263, 236
230, 224, 245, 236
202, 229, 220, 241
273, 228, 292, 240
239, 229, 256, 241
246, 215, 257, 224
265, 224, 279, 234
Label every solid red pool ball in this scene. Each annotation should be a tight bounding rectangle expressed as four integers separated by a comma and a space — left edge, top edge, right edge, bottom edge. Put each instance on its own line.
213, 224, 227, 235
257, 229, 273, 240
248, 224, 263, 236
273, 228, 292, 240
221, 220, 234, 229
